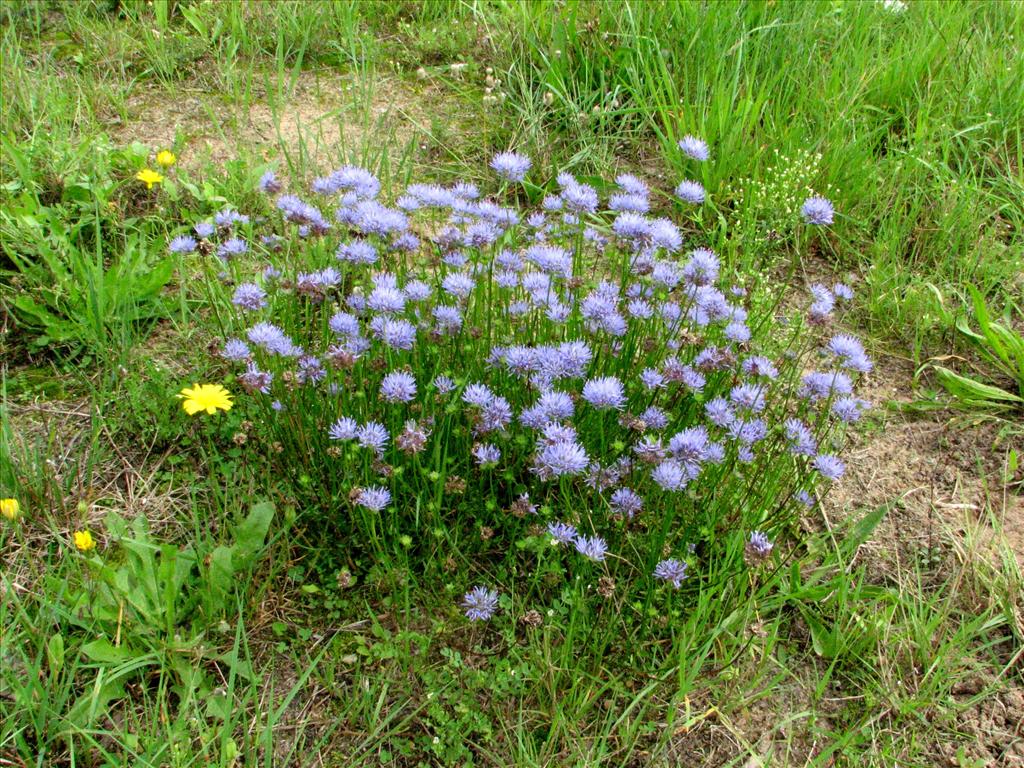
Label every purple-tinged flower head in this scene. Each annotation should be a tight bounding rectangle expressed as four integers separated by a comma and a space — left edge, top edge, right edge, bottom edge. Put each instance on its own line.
525, 244, 573, 278
633, 436, 667, 464
194, 221, 215, 238
432, 304, 463, 334
616, 173, 650, 196
473, 442, 501, 466
367, 277, 406, 315
610, 488, 644, 518
477, 396, 513, 434
271, 400, 284, 412
380, 371, 417, 403
295, 268, 340, 302
432, 375, 456, 394
795, 490, 816, 508
704, 441, 725, 464
403, 279, 431, 302
682, 247, 719, 286
403, 183, 455, 208
560, 179, 599, 214
395, 193, 419, 211
613, 212, 654, 245
494, 270, 519, 288
462, 383, 496, 408
678, 135, 710, 161
668, 427, 710, 468
725, 321, 752, 344
742, 356, 779, 380
574, 534, 608, 562
639, 406, 669, 430
832, 282, 854, 301
831, 396, 870, 423
329, 311, 360, 338
391, 232, 420, 252
218, 238, 247, 259
221, 338, 251, 362
609, 192, 650, 213
536, 390, 575, 422
369, 317, 417, 350
730, 383, 767, 413
652, 460, 688, 491
813, 454, 845, 480
745, 531, 774, 562
348, 200, 408, 237
799, 371, 854, 403
169, 235, 197, 254
826, 334, 873, 373
355, 486, 391, 512
675, 180, 705, 204
694, 346, 736, 373
494, 249, 522, 271
651, 260, 682, 290
441, 272, 476, 299
443, 250, 469, 269
540, 195, 563, 212
296, 355, 326, 385
357, 422, 389, 455
654, 558, 689, 588
462, 586, 499, 621
729, 418, 768, 447
784, 418, 818, 457
336, 239, 378, 265
450, 181, 479, 200
548, 521, 579, 545
626, 298, 653, 319
582, 377, 626, 410
240, 363, 273, 394
490, 151, 531, 182
640, 368, 665, 391
329, 417, 359, 441
313, 165, 380, 198
258, 170, 283, 194
396, 420, 430, 454
247, 322, 301, 357
808, 283, 835, 324
534, 439, 589, 479
232, 283, 267, 311
215, 208, 249, 229
649, 218, 683, 253
801, 196, 835, 225
704, 399, 737, 430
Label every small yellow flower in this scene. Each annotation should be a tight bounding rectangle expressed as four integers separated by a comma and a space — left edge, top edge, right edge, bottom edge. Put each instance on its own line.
73, 530, 96, 552
136, 168, 164, 189
156, 150, 176, 168
1, 498, 20, 521
178, 383, 234, 415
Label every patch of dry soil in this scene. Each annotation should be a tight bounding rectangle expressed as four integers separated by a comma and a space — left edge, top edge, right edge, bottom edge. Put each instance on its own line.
827, 354, 1023, 567
111, 69, 451, 175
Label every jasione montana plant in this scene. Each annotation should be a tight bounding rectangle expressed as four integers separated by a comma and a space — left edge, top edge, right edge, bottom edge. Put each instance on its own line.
170, 137, 870, 622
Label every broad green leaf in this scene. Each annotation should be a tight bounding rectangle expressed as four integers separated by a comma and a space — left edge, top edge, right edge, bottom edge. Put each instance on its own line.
47, 633, 65, 674
231, 501, 276, 570
81, 638, 136, 664
934, 366, 1021, 406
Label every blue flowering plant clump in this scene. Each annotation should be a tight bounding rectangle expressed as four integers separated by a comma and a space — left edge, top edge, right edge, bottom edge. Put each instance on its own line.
174, 148, 869, 624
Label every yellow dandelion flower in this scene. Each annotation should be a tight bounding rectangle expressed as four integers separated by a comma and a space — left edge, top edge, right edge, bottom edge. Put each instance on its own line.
73, 530, 96, 552
177, 383, 233, 415
136, 168, 164, 189
1, 498, 20, 521
156, 150, 177, 168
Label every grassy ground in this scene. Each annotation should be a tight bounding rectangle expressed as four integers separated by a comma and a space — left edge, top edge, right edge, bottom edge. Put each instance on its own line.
1, 1, 1022, 766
